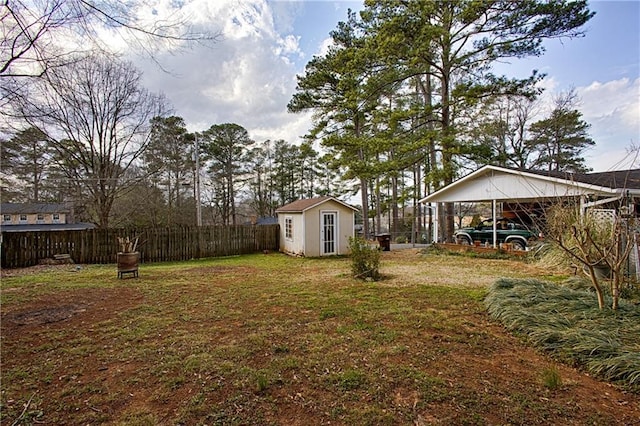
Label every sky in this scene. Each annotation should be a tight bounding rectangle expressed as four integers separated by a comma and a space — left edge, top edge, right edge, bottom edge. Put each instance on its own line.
126, 0, 639, 173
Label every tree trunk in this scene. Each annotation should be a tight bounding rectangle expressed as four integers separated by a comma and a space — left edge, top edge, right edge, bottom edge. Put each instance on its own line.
360, 176, 369, 240
585, 264, 605, 310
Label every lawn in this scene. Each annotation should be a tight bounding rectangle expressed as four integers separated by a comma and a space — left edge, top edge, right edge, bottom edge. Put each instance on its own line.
1, 249, 639, 425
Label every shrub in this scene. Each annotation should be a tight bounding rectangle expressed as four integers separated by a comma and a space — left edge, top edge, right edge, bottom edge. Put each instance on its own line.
348, 236, 381, 281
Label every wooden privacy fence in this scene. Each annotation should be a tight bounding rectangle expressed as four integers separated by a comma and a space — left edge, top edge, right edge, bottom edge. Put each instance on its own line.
1, 225, 280, 269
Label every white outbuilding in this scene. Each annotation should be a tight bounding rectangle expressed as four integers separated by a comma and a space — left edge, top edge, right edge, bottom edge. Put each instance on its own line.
275, 196, 359, 257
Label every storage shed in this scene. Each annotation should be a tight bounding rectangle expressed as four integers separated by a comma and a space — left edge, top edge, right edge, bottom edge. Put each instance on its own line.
275, 196, 359, 257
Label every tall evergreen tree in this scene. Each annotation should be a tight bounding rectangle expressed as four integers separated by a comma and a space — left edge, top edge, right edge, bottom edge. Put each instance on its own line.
360, 0, 594, 239
289, 10, 380, 238
246, 142, 276, 218
144, 116, 195, 226
201, 123, 254, 225
271, 140, 300, 207
0, 127, 55, 202
527, 92, 595, 172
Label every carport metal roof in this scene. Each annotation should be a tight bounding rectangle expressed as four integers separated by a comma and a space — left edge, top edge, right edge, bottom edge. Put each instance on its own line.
419, 165, 640, 204
418, 165, 640, 245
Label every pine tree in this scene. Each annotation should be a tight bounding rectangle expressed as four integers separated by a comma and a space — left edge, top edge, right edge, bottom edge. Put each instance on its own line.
527, 91, 595, 172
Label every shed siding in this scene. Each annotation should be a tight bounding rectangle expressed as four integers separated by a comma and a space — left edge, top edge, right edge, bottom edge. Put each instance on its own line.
304, 207, 321, 257
278, 213, 305, 256
277, 198, 356, 257
304, 200, 354, 257
337, 206, 355, 254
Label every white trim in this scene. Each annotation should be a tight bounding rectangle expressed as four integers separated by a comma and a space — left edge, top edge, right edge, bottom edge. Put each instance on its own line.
419, 165, 619, 204
320, 210, 338, 256
277, 196, 359, 213
284, 215, 293, 241
582, 195, 623, 210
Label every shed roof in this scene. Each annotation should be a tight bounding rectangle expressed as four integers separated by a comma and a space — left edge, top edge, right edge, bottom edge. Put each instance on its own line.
419, 165, 640, 204
275, 196, 359, 213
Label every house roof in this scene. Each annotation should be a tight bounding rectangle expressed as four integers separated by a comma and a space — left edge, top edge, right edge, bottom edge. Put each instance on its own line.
0, 223, 96, 233
255, 217, 278, 225
419, 165, 640, 204
527, 168, 640, 190
0, 202, 72, 214
275, 196, 359, 213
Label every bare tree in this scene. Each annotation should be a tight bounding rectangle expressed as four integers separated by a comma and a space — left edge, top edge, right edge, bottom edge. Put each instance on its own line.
1, 0, 217, 79
16, 53, 167, 228
465, 95, 540, 169
545, 202, 636, 310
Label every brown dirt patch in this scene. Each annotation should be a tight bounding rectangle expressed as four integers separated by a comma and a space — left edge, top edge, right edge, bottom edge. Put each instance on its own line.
4, 304, 88, 325
1, 286, 143, 332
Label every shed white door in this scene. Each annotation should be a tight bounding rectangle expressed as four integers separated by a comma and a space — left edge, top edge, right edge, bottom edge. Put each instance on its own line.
321, 211, 337, 255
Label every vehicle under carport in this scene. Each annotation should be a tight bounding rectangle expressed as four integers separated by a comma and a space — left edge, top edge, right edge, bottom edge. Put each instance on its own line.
419, 165, 640, 248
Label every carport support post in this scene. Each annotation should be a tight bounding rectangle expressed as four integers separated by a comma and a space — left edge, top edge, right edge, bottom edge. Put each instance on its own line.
431, 204, 439, 243
492, 199, 498, 248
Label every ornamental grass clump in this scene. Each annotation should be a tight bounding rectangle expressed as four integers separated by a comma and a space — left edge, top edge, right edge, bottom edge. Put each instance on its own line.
348, 236, 381, 281
485, 277, 640, 390
541, 366, 563, 391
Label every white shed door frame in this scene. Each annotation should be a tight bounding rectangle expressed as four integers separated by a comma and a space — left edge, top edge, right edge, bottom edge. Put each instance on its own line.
320, 210, 338, 256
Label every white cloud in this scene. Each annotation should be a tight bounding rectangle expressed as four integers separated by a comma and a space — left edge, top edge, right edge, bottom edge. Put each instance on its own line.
268, 0, 304, 34
318, 36, 335, 58
578, 78, 639, 128
532, 76, 639, 171
250, 110, 313, 145
129, 0, 306, 145
275, 34, 302, 58
577, 78, 639, 171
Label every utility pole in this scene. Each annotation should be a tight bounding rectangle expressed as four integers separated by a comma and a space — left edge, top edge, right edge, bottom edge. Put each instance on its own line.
195, 135, 202, 227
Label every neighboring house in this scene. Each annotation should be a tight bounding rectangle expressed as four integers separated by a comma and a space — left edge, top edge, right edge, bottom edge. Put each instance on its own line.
246, 216, 278, 226
275, 196, 359, 257
0, 203, 95, 232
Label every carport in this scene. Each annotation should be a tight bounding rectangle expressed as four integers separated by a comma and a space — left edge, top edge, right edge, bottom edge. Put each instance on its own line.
418, 165, 640, 247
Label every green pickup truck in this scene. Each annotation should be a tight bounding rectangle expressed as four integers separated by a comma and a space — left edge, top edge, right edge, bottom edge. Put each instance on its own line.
454, 218, 540, 250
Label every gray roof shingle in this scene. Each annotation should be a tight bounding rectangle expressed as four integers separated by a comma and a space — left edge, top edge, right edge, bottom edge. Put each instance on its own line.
523, 169, 640, 190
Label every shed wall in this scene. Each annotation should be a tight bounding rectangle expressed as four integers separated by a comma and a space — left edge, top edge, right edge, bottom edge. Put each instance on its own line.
303, 201, 354, 256
278, 199, 355, 257
278, 213, 305, 256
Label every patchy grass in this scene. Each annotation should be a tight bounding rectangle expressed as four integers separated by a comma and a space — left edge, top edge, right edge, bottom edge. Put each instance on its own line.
1, 251, 639, 425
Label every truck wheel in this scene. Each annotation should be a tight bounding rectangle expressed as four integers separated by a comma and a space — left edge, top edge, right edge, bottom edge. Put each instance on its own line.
457, 236, 471, 245
511, 240, 526, 251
